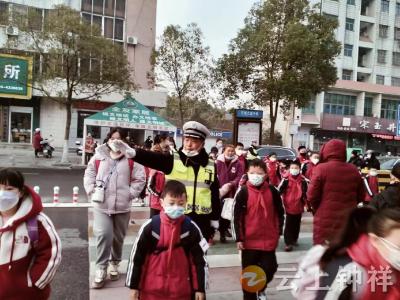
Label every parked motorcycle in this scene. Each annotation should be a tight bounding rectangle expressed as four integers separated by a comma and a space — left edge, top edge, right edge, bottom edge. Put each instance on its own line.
40, 139, 54, 158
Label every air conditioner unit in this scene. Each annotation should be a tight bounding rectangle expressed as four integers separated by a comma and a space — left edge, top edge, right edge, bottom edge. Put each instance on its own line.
127, 36, 138, 45
6, 26, 19, 36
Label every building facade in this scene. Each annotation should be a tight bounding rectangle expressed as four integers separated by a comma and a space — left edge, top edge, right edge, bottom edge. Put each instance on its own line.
0, 0, 166, 148
277, 0, 400, 155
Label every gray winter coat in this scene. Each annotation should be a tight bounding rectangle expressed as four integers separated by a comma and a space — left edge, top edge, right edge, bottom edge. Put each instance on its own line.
83, 144, 146, 214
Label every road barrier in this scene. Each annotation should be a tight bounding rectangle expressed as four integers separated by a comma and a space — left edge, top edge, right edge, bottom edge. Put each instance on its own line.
73, 186, 79, 204
53, 186, 60, 204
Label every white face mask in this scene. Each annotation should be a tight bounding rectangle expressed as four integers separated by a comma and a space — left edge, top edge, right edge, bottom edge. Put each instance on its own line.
216, 143, 223, 149
380, 238, 400, 271
108, 140, 119, 152
0, 190, 19, 212
248, 174, 265, 186
182, 149, 199, 157
290, 169, 300, 176
225, 155, 235, 161
235, 149, 243, 156
269, 157, 277, 162
311, 158, 319, 165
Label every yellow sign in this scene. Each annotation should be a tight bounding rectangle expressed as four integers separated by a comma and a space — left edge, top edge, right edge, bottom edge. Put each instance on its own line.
241, 265, 267, 293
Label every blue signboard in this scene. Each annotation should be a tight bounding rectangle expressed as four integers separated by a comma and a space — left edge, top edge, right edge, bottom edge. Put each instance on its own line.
397, 104, 400, 136
236, 109, 263, 119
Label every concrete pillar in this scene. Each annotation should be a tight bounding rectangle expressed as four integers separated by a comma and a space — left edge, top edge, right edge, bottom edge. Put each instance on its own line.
372, 93, 382, 118
356, 92, 366, 116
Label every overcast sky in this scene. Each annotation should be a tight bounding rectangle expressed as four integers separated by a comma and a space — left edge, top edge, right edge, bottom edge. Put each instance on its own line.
156, 0, 258, 59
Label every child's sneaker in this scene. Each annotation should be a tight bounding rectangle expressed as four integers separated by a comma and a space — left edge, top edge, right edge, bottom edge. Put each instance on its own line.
109, 263, 120, 281
257, 291, 267, 300
92, 269, 107, 289
284, 245, 293, 252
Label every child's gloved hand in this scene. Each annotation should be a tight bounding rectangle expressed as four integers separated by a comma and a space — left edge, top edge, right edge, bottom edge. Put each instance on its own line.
114, 140, 136, 158
210, 220, 219, 230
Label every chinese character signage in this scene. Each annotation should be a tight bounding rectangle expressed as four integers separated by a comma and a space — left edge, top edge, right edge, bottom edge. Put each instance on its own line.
0, 54, 33, 100
321, 114, 398, 136
236, 109, 263, 119
85, 97, 176, 132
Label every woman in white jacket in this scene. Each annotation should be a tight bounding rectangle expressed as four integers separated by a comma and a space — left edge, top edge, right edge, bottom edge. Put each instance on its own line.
84, 127, 146, 289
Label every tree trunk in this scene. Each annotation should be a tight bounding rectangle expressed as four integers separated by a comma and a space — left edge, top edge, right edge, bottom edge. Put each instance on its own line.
61, 101, 72, 163
178, 95, 185, 143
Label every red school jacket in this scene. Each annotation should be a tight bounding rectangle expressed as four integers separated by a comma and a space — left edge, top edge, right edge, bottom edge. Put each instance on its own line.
232, 182, 284, 251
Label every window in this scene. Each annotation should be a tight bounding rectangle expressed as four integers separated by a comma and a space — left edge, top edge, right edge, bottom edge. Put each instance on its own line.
77, 111, 101, 138
393, 52, 400, 66
377, 50, 387, 64
0, 2, 9, 25
364, 97, 373, 117
346, 18, 354, 31
104, 0, 114, 16
381, 0, 390, 12
397, 2, 400, 15
114, 18, 123, 40
342, 69, 352, 80
82, 0, 92, 12
115, 0, 125, 18
93, 0, 104, 14
104, 17, 113, 38
347, 0, 355, 4
303, 97, 316, 114
379, 25, 389, 38
82, 13, 91, 24
27, 7, 43, 31
344, 44, 353, 57
395, 28, 400, 40
92, 15, 102, 35
324, 93, 356, 115
392, 77, 400, 87
381, 99, 400, 119
376, 75, 385, 85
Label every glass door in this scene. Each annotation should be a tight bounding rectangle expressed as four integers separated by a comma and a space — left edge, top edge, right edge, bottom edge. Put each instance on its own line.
9, 107, 33, 143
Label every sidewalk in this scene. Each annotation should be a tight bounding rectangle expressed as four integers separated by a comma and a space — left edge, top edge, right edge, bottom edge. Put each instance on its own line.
0, 146, 85, 169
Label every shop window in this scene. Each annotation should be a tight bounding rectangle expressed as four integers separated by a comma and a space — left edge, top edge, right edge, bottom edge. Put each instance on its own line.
324, 93, 356, 115
10, 110, 32, 143
381, 99, 400, 119
77, 111, 101, 138
364, 96, 373, 117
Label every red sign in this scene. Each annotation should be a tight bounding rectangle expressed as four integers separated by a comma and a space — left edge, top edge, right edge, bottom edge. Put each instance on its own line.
73, 101, 112, 110
321, 114, 397, 136
371, 134, 400, 141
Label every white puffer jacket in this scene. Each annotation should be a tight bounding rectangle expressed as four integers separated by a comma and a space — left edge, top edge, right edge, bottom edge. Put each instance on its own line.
83, 144, 146, 214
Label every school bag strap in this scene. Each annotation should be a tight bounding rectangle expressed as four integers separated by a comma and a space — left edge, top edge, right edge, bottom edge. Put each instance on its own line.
95, 158, 134, 182
150, 215, 193, 254
27, 215, 39, 249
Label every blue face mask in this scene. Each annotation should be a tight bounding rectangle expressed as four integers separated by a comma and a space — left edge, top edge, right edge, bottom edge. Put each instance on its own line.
164, 205, 185, 219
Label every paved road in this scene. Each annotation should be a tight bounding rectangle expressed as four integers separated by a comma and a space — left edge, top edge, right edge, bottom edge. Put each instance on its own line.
16, 168, 86, 202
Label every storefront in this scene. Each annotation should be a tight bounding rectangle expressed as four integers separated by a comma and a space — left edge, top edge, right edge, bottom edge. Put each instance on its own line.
0, 54, 35, 144
311, 114, 400, 155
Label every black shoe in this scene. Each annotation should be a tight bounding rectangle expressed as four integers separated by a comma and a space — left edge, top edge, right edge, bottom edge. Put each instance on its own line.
220, 235, 227, 243
225, 230, 232, 238
284, 245, 293, 252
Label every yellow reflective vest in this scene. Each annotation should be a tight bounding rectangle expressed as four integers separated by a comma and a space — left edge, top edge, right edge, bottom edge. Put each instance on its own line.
166, 152, 215, 215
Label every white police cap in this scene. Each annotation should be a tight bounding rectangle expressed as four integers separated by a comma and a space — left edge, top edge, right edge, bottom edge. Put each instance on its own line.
183, 121, 210, 140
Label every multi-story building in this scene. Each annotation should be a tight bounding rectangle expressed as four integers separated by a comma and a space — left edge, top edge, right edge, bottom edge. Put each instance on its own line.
277, 0, 400, 155
0, 0, 166, 147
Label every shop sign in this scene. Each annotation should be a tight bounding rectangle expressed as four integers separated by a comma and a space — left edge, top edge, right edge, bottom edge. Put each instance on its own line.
236, 109, 263, 119
321, 114, 397, 136
371, 134, 400, 141
0, 54, 33, 100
